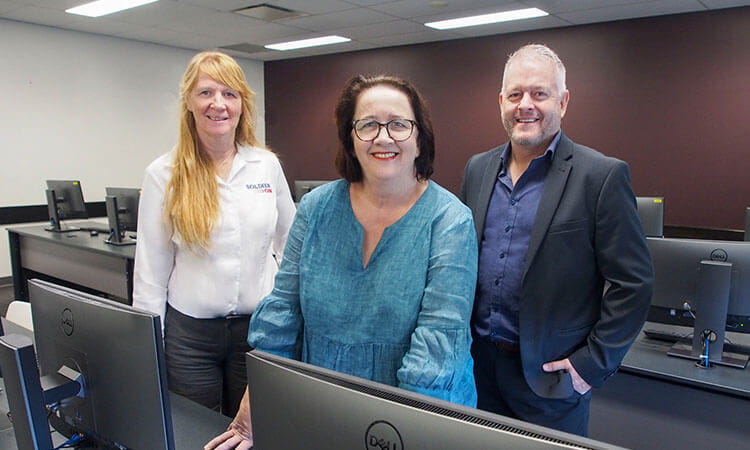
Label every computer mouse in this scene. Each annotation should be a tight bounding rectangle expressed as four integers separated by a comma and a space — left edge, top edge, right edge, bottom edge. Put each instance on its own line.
89, 230, 99, 236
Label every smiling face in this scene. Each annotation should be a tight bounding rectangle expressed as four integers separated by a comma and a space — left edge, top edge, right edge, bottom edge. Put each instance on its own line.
352, 85, 420, 184
500, 55, 569, 156
186, 72, 242, 143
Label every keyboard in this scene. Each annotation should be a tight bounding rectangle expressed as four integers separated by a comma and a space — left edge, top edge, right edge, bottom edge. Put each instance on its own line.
643, 327, 750, 355
80, 225, 110, 233
74, 220, 111, 233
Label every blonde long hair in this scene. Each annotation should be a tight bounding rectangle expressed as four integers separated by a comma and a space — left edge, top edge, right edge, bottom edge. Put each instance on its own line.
166, 51, 260, 250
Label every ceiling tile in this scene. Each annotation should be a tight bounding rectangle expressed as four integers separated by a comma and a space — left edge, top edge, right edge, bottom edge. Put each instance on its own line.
519, 0, 649, 15
201, 19, 310, 46
102, 0, 207, 27
340, 0, 397, 5
331, 19, 425, 40
558, 0, 707, 25
370, 0, 519, 19
64, 16, 148, 36
111, 23, 195, 46
279, 7, 394, 31
2, 5, 78, 27
266, 0, 360, 15
360, 28, 463, 46
0, 1, 22, 14
156, 9, 264, 34
176, 0, 262, 12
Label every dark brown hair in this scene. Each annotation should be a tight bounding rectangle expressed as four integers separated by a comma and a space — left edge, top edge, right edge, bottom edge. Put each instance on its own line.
334, 75, 435, 182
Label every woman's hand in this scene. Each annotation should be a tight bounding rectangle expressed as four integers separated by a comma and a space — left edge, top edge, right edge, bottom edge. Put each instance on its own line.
204, 388, 253, 449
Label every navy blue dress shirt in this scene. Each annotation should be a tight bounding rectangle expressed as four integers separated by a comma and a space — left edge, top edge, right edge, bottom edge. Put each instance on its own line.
473, 133, 560, 345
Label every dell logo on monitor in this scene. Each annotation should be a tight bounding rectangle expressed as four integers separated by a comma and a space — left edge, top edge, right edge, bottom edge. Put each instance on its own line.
60, 308, 74, 336
365, 420, 403, 450
710, 248, 728, 262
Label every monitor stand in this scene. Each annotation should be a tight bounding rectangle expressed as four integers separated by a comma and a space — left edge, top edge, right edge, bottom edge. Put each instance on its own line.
44, 189, 80, 233
103, 195, 135, 246
667, 260, 749, 369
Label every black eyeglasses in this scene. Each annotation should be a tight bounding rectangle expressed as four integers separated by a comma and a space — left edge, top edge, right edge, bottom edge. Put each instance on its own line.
352, 118, 417, 142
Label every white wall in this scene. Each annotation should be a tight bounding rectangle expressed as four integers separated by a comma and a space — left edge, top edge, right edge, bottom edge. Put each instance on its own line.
0, 19, 265, 280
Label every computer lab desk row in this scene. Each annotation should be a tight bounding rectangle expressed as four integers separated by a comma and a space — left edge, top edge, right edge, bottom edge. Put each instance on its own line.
8, 224, 750, 449
589, 323, 750, 449
8, 224, 135, 304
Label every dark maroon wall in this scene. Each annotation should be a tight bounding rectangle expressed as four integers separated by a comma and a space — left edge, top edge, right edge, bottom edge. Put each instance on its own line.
265, 7, 750, 230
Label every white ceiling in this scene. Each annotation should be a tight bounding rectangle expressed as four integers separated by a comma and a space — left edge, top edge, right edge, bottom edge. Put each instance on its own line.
1, 0, 749, 61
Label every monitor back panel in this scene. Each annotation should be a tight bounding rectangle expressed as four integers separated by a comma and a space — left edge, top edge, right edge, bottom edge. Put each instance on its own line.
246, 351, 619, 450
636, 197, 664, 237
29, 280, 174, 449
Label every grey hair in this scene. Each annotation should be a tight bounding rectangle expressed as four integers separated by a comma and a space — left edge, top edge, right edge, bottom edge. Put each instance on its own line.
502, 44, 567, 94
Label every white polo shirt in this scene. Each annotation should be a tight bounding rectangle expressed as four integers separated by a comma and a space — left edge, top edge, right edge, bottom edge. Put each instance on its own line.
132, 146, 296, 325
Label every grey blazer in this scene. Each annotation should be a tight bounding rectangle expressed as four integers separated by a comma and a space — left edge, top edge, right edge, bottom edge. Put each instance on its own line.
460, 133, 654, 398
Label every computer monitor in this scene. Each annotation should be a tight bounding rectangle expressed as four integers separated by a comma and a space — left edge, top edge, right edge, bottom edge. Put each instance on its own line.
744, 207, 749, 242
635, 196, 664, 237
104, 187, 140, 246
45, 179, 88, 232
646, 237, 750, 367
0, 333, 55, 449
19, 279, 174, 449
293, 180, 330, 203
246, 351, 621, 450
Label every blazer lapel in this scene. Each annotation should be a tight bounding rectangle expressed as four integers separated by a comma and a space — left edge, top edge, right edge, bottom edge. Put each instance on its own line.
474, 145, 506, 239
523, 135, 573, 279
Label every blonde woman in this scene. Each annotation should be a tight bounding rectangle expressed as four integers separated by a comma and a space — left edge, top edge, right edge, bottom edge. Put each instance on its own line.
133, 51, 295, 416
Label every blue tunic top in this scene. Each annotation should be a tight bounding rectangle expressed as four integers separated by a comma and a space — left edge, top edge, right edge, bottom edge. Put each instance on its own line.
248, 179, 478, 406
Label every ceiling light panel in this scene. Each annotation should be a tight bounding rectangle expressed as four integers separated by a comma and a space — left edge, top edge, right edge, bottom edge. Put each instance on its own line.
66, 0, 159, 18
265, 35, 351, 51
425, 7, 548, 30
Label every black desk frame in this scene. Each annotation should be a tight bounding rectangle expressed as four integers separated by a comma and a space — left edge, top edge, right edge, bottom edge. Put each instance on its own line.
8, 225, 135, 304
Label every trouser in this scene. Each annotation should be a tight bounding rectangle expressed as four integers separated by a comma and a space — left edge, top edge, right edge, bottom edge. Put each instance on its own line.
164, 304, 251, 417
472, 338, 592, 436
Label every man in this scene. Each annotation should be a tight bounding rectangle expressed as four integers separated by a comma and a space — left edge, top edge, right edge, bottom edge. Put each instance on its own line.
460, 44, 653, 436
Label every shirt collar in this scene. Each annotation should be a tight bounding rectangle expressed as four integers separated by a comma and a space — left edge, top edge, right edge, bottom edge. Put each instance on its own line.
500, 130, 562, 169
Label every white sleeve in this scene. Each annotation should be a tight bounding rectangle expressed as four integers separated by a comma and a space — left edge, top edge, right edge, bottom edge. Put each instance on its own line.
132, 162, 175, 329
271, 156, 296, 263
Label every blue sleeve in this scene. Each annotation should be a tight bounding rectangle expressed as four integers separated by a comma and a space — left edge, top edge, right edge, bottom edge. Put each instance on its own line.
247, 196, 309, 360
396, 203, 479, 407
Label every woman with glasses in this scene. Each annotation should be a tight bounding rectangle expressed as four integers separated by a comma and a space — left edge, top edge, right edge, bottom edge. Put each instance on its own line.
206, 75, 477, 449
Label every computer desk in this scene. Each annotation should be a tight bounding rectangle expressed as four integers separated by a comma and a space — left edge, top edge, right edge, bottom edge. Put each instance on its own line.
589, 322, 750, 449
0, 319, 231, 449
8, 223, 135, 304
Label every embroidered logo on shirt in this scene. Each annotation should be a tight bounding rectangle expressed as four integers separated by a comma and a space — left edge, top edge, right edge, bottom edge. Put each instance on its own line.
246, 183, 273, 193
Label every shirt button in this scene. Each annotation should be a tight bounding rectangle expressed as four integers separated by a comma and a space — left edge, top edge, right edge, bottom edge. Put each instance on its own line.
499, 253, 505, 259
510, 199, 517, 206
505, 226, 511, 232
494, 279, 500, 286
